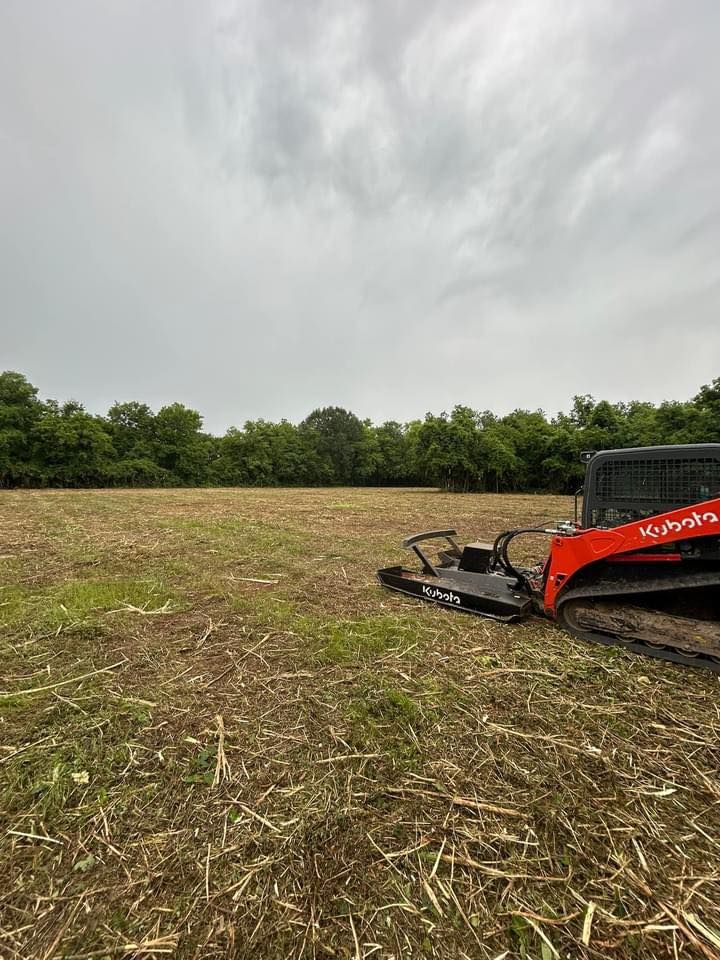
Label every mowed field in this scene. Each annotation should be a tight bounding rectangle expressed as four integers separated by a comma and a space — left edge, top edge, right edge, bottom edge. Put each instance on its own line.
1, 488, 719, 960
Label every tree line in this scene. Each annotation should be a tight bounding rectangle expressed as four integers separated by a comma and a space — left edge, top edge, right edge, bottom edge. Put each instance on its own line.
1, 370, 720, 492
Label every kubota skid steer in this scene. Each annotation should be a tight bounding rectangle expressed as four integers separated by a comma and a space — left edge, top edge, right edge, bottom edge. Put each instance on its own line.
377, 444, 720, 671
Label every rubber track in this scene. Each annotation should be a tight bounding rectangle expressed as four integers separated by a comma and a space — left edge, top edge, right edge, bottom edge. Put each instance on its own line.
556, 570, 720, 673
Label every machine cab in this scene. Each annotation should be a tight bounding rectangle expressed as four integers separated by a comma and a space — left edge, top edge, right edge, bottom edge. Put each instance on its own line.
582, 444, 720, 529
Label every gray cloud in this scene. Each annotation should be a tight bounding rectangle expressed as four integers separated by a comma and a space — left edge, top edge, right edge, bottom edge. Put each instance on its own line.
1, 0, 719, 432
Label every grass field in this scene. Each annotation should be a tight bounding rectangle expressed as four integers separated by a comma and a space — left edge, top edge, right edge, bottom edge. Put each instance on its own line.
1, 487, 719, 960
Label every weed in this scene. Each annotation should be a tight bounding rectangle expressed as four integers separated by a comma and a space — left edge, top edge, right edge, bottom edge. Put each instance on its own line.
315, 614, 423, 662
184, 746, 216, 785
1, 578, 174, 634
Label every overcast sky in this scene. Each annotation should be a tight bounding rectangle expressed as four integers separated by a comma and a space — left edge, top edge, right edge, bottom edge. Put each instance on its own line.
2, 1, 719, 433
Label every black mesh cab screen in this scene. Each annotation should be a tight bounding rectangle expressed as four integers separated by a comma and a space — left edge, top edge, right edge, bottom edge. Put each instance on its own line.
582, 445, 720, 528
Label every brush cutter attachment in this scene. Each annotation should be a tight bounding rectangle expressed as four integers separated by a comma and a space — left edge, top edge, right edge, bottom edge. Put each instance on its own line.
377, 530, 533, 622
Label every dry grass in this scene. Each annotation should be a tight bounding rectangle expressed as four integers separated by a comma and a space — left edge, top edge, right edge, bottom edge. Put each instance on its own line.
1, 487, 719, 960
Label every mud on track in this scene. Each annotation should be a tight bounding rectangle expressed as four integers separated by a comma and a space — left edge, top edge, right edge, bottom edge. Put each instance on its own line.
1, 487, 719, 959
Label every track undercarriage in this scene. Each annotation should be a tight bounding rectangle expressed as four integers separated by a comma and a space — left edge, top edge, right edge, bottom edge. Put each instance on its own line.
557, 576, 720, 671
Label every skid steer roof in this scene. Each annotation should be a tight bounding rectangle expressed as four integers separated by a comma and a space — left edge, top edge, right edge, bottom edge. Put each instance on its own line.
582, 443, 720, 528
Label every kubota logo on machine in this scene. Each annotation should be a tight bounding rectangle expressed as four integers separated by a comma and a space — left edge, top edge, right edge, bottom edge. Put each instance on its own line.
421, 584, 461, 605
638, 509, 720, 540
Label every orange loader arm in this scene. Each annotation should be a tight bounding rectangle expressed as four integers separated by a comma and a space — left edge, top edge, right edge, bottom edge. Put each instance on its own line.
544, 497, 720, 616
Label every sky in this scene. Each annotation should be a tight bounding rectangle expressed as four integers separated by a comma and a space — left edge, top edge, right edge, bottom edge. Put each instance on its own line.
1, 0, 719, 434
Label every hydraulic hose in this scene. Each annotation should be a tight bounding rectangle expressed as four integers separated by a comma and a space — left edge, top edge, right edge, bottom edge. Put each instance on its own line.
491, 527, 557, 584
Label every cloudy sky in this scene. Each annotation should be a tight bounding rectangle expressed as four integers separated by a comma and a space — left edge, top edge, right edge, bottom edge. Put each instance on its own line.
1, 1, 719, 433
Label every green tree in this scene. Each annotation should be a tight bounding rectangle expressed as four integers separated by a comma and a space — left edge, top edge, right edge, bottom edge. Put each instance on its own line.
692, 379, 720, 441
151, 403, 207, 484
655, 401, 703, 444
620, 401, 661, 447
299, 407, 365, 484
414, 413, 454, 488
271, 420, 327, 485
0, 371, 44, 486
107, 401, 156, 458
209, 428, 249, 486
373, 421, 415, 485
498, 409, 555, 490
479, 426, 520, 492
541, 425, 582, 493
413, 408, 480, 492
32, 402, 115, 486
353, 421, 383, 485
